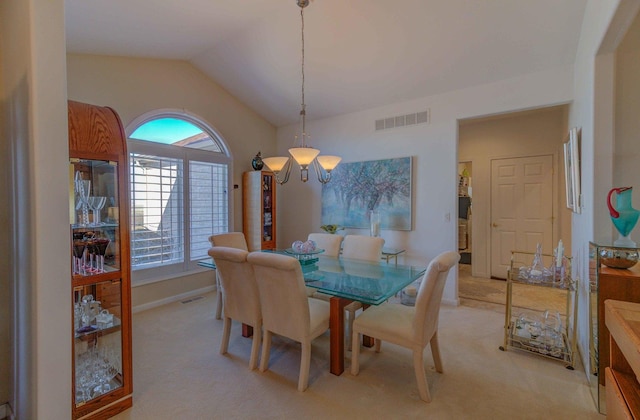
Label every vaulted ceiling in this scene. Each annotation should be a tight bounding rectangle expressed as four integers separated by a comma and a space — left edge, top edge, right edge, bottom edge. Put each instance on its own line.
65, 0, 588, 127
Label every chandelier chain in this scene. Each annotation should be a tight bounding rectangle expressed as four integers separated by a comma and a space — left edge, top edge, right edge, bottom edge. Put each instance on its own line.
300, 5, 306, 142
260, 0, 340, 184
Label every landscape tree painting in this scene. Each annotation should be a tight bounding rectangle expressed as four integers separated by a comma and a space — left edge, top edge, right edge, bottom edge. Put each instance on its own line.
321, 157, 412, 230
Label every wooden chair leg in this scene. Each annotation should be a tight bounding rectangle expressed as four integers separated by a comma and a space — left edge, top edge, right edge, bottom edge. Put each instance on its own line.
375, 338, 381, 353
413, 348, 431, 403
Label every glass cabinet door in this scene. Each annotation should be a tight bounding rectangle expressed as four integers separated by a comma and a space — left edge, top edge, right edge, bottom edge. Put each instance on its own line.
70, 158, 125, 407
262, 173, 273, 243
71, 159, 120, 273
73, 281, 124, 405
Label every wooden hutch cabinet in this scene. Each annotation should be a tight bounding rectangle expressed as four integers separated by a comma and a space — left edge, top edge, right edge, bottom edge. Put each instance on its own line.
242, 171, 276, 251
68, 100, 133, 419
589, 241, 640, 414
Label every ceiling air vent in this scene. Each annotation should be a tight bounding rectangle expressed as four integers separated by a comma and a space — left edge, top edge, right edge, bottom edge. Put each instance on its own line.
375, 109, 430, 131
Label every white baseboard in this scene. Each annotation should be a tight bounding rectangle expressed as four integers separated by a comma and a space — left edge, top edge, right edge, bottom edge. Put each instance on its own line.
442, 297, 460, 307
132, 286, 216, 313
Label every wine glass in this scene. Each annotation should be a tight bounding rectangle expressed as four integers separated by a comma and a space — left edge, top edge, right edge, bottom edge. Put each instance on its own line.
94, 238, 110, 272
86, 239, 97, 273
72, 240, 86, 274
88, 196, 107, 226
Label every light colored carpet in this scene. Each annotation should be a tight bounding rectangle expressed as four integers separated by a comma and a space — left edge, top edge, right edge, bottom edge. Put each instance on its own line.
111, 289, 601, 419
458, 264, 567, 316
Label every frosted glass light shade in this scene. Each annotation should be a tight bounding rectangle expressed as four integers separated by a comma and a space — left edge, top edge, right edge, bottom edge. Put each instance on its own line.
262, 156, 290, 172
289, 147, 320, 167
316, 155, 341, 171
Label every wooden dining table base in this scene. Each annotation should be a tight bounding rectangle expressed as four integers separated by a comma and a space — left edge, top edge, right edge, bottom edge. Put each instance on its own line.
330, 296, 350, 375
329, 297, 375, 375
242, 324, 253, 337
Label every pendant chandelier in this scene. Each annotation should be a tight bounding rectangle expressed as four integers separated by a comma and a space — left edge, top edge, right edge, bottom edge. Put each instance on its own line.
262, 0, 341, 185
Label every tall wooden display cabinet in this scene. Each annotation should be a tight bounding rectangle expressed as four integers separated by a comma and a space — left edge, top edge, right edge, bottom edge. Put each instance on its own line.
242, 171, 276, 251
68, 100, 133, 419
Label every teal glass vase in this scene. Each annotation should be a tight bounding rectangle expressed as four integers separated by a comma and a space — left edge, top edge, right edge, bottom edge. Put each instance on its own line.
608, 187, 640, 247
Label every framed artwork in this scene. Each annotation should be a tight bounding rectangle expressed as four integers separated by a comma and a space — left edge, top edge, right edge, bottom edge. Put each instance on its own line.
564, 127, 581, 213
321, 156, 412, 230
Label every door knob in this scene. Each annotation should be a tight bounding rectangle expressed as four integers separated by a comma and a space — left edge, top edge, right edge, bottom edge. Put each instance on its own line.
492, 223, 498, 227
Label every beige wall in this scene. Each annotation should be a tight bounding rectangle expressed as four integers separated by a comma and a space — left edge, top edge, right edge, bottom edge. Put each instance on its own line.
67, 54, 277, 233
277, 65, 575, 306
458, 106, 571, 278
1, 0, 71, 417
569, 0, 640, 386
615, 12, 640, 202
67, 54, 276, 309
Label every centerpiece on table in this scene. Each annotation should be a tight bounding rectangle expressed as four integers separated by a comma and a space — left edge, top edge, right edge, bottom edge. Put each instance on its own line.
320, 224, 343, 234
286, 239, 324, 265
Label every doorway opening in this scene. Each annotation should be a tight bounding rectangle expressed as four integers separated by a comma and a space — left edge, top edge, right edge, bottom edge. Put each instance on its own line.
458, 162, 472, 266
457, 105, 572, 287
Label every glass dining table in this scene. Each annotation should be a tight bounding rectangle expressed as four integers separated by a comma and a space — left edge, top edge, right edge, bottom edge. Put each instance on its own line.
199, 253, 426, 375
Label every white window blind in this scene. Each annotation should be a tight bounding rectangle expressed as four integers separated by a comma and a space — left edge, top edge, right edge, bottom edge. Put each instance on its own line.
189, 161, 229, 260
130, 154, 184, 268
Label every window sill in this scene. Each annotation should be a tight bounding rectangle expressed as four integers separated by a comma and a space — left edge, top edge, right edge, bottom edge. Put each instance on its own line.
132, 266, 211, 288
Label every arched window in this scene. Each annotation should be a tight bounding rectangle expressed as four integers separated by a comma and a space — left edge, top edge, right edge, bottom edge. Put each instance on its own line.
126, 109, 232, 283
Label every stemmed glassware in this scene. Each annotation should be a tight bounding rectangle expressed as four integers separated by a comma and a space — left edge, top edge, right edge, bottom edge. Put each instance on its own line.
74, 172, 109, 226
75, 171, 91, 226
88, 196, 107, 226
86, 239, 97, 273
72, 232, 111, 275
94, 238, 111, 273
73, 240, 87, 275
75, 344, 122, 404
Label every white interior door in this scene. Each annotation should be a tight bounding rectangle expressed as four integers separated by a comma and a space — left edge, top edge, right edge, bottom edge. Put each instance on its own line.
490, 155, 553, 279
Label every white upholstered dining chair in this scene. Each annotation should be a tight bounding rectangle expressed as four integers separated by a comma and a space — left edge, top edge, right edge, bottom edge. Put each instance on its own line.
305, 233, 345, 299
341, 234, 385, 350
247, 251, 330, 392
307, 233, 343, 258
350, 251, 460, 402
208, 246, 261, 370
208, 232, 249, 320
341, 234, 385, 262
